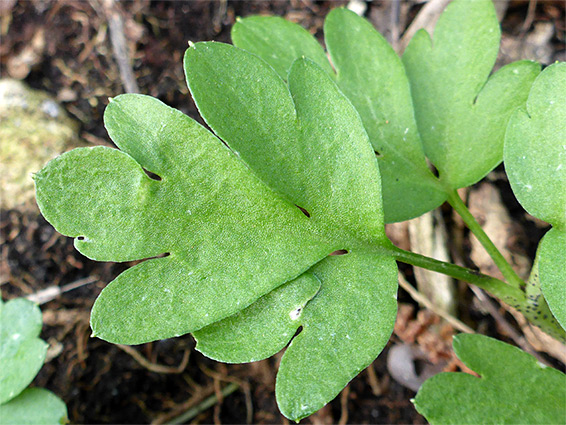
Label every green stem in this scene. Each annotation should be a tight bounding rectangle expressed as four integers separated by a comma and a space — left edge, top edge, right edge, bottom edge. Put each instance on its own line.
384, 243, 525, 306
381, 243, 566, 342
446, 189, 525, 289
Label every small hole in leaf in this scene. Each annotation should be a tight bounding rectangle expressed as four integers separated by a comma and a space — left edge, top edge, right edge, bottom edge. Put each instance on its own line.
77, 236, 85, 241
143, 168, 162, 181
295, 205, 311, 218
430, 164, 439, 178
329, 249, 349, 256
375, 150, 383, 158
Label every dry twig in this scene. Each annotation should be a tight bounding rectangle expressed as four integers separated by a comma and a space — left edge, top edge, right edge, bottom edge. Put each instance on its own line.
398, 272, 474, 334
116, 344, 190, 374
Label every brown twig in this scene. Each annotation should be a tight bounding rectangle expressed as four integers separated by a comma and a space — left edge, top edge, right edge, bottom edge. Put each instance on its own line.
100, 0, 139, 93
365, 362, 382, 396
116, 344, 190, 374
338, 386, 350, 425
398, 272, 475, 334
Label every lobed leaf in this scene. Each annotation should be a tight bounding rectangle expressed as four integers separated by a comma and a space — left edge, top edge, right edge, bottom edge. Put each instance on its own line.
414, 334, 566, 424
184, 43, 385, 243
184, 42, 398, 419
403, 0, 540, 189
36, 94, 336, 344
232, 9, 446, 223
276, 251, 397, 421
0, 298, 47, 405
504, 62, 566, 228
504, 62, 566, 330
0, 388, 67, 425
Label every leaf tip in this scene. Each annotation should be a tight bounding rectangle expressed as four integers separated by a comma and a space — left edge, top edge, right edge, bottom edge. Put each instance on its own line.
188, 40, 195, 48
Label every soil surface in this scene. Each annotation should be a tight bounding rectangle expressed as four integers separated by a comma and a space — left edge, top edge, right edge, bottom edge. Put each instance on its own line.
1, 1, 565, 424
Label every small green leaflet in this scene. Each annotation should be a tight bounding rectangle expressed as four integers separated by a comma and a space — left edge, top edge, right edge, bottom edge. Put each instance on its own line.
414, 334, 566, 424
231, 0, 539, 222
403, 0, 540, 189
0, 388, 68, 425
504, 62, 566, 330
0, 298, 46, 405
0, 298, 68, 424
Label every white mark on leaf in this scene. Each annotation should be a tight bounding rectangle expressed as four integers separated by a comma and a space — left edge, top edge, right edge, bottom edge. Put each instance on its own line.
12, 333, 20, 340
289, 307, 302, 320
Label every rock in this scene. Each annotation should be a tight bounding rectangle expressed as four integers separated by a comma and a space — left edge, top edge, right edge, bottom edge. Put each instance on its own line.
0, 79, 82, 210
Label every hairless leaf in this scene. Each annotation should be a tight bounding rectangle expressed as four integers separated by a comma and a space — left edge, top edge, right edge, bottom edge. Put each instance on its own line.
504, 63, 566, 228
0, 388, 68, 425
0, 298, 47, 405
538, 229, 566, 330
36, 94, 337, 344
184, 43, 398, 419
403, 0, 540, 189
276, 251, 397, 421
194, 273, 321, 363
231, 16, 333, 80
184, 43, 386, 244
414, 334, 566, 424
232, 9, 446, 222
505, 62, 566, 330
324, 8, 445, 222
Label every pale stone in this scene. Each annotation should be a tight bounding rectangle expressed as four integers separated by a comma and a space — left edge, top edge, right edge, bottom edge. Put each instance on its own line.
0, 79, 82, 210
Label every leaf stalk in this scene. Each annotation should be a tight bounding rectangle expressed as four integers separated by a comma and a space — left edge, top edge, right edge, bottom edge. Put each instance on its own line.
446, 189, 525, 289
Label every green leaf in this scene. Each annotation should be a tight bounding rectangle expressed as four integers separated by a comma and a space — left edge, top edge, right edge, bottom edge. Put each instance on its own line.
232, 10, 446, 222
0, 298, 47, 405
324, 8, 445, 222
36, 95, 335, 344
231, 16, 333, 80
539, 229, 566, 330
403, 0, 540, 189
505, 62, 566, 330
414, 334, 566, 424
276, 251, 397, 421
184, 42, 398, 419
194, 273, 321, 363
0, 388, 67, 425
184, 42, 386, 244
504, 62, 566, 228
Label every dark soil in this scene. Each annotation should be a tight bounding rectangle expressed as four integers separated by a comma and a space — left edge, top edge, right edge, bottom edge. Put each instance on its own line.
1, 1, 564, 424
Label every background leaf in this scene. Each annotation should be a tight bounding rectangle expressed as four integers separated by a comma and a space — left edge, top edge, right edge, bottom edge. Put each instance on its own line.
36, 95, 335, 344
232, 10, 446, 222
231, 16, 333, 80
414, 334, 566, 424
0, 388, 67, 425
0, 298, 47, 405
505, 62, 566, 330
403, 0, 539, 189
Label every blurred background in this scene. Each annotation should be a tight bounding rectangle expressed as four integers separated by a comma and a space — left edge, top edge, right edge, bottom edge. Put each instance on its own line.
1, 1, 565, 423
